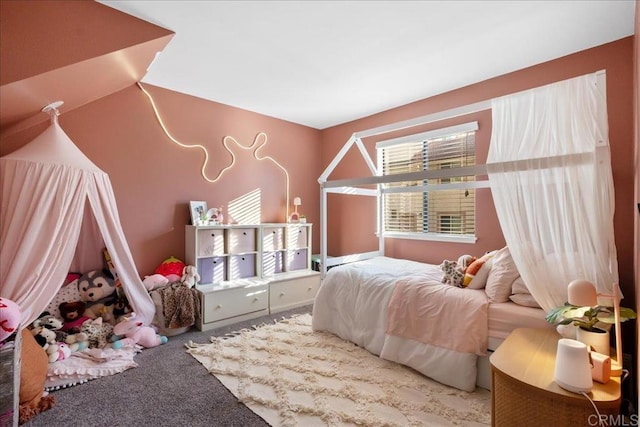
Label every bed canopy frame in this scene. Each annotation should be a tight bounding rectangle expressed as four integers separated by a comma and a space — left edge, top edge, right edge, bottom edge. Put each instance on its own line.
317, 70, 607, 279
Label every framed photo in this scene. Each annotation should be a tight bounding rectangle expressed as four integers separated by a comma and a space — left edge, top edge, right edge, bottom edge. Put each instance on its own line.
189, 201, 207, 225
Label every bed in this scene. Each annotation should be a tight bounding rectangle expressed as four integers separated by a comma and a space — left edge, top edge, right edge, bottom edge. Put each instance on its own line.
312, 251, 553, 392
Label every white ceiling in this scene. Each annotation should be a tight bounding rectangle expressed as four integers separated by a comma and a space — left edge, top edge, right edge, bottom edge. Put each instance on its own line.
99, 1, 635, 130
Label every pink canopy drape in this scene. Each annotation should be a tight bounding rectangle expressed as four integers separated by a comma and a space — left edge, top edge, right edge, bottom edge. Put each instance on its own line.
0, 121, 155, 326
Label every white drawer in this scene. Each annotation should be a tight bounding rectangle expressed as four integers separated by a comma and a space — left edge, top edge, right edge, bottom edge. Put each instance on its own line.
262, 226, 284, 251
201, 284, 268, 324
269, 274, 320, 311
228, 228, 256, 253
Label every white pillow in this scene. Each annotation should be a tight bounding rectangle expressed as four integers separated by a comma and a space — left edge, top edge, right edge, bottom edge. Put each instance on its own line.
463, 251, 496, 289
509, 293, 541, 308
511, 276, 528, 294
485, 246, 520, 303
509, 277, 541, 308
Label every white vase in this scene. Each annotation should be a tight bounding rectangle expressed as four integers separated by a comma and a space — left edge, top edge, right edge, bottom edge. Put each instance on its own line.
576, 327, 610, 355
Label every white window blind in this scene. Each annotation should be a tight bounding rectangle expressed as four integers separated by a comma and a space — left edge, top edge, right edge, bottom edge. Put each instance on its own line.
377, 122, 477, 238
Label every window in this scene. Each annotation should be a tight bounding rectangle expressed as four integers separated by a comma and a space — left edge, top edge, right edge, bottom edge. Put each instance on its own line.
376, 122, 476, 240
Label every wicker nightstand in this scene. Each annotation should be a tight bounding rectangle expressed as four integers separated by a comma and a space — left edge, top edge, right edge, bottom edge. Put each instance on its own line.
490, 328, 621, 427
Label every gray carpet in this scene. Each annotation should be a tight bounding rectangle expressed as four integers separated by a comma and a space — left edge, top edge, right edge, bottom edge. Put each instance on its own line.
25, 305, 313, 427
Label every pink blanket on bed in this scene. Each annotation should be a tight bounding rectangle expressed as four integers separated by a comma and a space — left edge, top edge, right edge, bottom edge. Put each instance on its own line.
386, 272, 489, 355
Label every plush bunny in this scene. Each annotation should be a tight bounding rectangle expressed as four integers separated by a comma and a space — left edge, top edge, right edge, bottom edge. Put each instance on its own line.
112, 313, 167, 349
180, 265, 200, 288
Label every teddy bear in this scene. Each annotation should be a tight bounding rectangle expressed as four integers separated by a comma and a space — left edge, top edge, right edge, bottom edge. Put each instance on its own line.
111, 313, 168, 349
180, 265, 200, 288
33, 311, 68, 343
59, 301, 91, 333
440, 259, 465, 287
30, 325, 57, 352
77, 270, 117, 319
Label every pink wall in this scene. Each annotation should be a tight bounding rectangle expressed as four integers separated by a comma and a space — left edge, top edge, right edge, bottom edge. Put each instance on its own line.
1, 84, 323, 276
0, 0, 172, 86
321, 37, 636, 307
0, 2, 635, 315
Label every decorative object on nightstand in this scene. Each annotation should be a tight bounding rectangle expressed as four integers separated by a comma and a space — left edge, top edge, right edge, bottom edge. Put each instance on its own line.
490, 328, 620, 427
553, 338, 593, 393
545, 279, 636, 375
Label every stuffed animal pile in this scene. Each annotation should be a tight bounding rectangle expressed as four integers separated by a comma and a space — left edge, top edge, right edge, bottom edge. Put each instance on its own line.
70, 317, 114, 349
44, 269, 129, 325
440, 254, 478, 288
30, 313, 73, 363
29, 310, 115, 360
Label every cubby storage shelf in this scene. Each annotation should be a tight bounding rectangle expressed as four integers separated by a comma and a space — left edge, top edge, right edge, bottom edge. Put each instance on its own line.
185, 223, 320, 331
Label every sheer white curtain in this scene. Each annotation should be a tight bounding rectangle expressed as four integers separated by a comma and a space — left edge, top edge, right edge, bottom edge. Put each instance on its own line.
487, 72, 619, 312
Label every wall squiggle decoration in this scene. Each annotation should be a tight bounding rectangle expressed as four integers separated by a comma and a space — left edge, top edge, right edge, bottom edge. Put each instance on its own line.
137, 82, 290, 220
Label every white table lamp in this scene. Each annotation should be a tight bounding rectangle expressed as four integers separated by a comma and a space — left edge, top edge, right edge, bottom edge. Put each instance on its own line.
567, 279, 623, 376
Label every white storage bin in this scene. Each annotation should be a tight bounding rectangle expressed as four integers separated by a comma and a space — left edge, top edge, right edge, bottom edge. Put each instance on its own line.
198, 256, 226, 284
229, 254, 256, 279
262, 226, 284, 251
262, 251, 283, 276
287, 226, 308, 249
197, 229, 225, 256
228, 228, 256, 253
287, 249, 308, 271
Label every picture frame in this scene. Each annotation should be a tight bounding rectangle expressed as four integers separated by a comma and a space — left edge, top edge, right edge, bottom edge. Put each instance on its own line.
189, 201, 208, 225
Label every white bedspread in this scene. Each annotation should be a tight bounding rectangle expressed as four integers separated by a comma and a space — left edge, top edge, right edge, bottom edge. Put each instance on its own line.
312, 256, 487, 392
